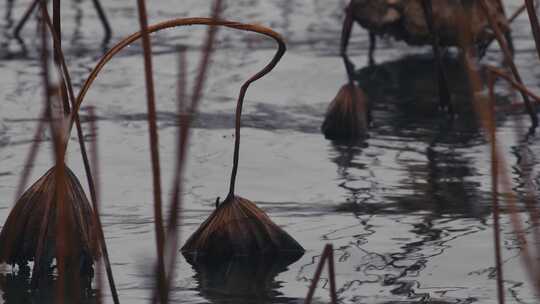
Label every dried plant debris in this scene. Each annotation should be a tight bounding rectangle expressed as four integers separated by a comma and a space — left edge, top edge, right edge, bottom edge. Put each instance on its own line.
349, 0, 508, 46
181, 195, 304, 263
322, 84, 368, 140
0, 165, 99, 275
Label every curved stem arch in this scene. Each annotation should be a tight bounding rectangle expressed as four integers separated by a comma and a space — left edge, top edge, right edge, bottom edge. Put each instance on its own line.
70, 17, 286, 198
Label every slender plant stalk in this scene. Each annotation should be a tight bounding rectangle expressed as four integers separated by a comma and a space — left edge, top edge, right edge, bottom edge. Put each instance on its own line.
487, 73, 505, 304
509, 4, 527, 23
158, 2, 224, 303
14, 107, 47, 200
14, 0, 111, 43
479, 0, 538, 127
31, 4, 55, 288
13, 0, 39, 39
525, 0, 540, 61
49, 7, 70, 300
487, 66, 540, 102
135, 1, 167, 302
88, 106, 104, 304
459, 12, 540, 293
304, 244, 338, 304
40, 9, 121, 303
90, 0, 112, 43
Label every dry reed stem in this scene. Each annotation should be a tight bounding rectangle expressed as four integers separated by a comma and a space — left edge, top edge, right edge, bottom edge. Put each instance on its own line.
525, 0, 540, 61
90, 0, 112, 43
40, 9, 120, 303
31, 5, 55, 287
13, 0, 111, 43
161, 1, 223, 300
479, 0, 538, 127
14, 108, 47, 200
155, 48, 188, 304
52, 0, 70, 115
13, 0, 39, 39
487, 73, 505, 304
495, 68, 540, 290
155, 5, 224, 303
165, 0, 223, 261
304, 244, 338, 304
509, 4, 527, 23
487, 66, 540, 103
459, 14, 540, 295
39, 4, 71, 301
135, 1, 167, 303
88, 106, 103, 304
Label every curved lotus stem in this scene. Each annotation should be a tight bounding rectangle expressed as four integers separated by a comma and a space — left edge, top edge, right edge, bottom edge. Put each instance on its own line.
69, 17, 286, 198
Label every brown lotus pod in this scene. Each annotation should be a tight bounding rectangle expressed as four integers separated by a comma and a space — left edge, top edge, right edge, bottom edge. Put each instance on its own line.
321, 83, 368, 140
181, 195, 304, 264
0, 165, 99, 273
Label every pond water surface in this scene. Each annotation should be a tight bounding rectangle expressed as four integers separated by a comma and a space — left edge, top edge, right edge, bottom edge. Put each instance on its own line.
0, 1, 540, 303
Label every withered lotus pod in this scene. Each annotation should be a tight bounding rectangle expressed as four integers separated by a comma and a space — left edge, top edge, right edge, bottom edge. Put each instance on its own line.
322, 83, 369, 140
181, 195, 304, 263
0, 165, 99, 272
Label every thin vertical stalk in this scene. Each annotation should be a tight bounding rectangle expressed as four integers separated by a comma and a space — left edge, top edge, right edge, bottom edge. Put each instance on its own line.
14, 108, 47, 199
159, 3, 224, 303
304, 244, 338, 304
459, 9, 540, 293
488, 73, 505, 304
52, 0, 70, 114
509, 4, 527, 23
479, 0, 538, 127
90, 0, 112, 43
135, 1, 166, 303
487, 67, 540, 102
39, 9, 120, 303
524, 0, 540, 61
88, 106, 103, 304
13, 0, 39, 39
31, 3, 54, 288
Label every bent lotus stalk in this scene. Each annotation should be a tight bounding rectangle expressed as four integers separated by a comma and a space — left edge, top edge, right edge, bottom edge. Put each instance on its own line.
69, 16, 304, 266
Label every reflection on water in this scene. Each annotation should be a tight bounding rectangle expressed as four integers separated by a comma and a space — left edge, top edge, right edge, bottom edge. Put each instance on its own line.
320, 54, 499, 303
0, 267, 96, 304
193, 256, 300, 304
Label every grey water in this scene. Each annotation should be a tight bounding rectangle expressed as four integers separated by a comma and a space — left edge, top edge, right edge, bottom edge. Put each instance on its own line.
0, 0, 539, 303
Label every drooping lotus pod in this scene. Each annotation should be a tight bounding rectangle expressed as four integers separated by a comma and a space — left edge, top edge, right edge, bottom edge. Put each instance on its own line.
322, 83, 369, 140
0, 165, 99, 274
181, 195, 304, 264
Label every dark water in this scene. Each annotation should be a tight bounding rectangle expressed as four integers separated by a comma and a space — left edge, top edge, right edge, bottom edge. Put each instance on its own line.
0, 0, 540, 303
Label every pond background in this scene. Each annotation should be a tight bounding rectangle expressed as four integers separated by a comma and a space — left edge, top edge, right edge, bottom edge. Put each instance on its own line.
0, 0, 540, 303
